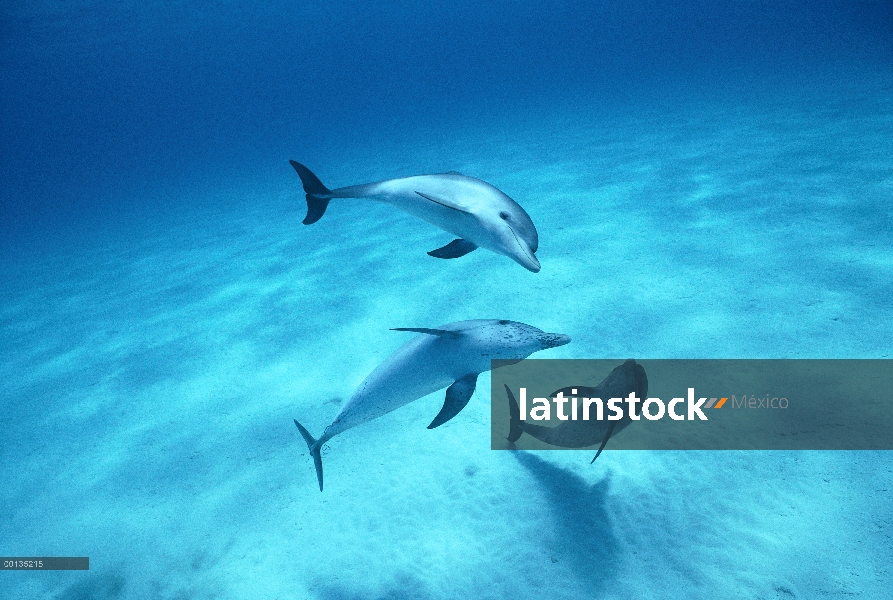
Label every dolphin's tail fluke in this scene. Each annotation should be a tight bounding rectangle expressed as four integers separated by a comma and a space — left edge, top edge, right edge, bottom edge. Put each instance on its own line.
289, 161, 332, 225
293, 419, 324, 491
504, 384, 524, 443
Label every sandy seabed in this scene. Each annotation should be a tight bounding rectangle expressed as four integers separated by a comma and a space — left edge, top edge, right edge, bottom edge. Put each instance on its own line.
2, 78, 892, 599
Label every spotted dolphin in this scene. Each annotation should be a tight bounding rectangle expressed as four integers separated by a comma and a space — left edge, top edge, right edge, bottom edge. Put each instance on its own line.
505, 359, 648, 462
289, 161, 542, 272
294, 319, 571, 491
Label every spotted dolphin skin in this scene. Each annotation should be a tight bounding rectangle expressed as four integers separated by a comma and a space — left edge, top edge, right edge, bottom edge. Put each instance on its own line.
505, 359, 648, 462
294, 319, 571, 491
289, 161, 542, 272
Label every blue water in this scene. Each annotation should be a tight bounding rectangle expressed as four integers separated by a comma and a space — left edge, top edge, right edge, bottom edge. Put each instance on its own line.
2, 1, 892, 598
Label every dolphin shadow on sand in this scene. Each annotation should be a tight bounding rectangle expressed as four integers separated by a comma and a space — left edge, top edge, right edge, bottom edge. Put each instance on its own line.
513, 452, 619, 594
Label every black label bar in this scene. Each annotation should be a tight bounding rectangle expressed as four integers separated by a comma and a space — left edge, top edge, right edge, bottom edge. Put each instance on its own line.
1, 557, 89, 570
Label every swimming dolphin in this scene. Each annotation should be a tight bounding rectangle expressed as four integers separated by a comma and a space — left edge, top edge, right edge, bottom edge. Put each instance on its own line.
505, 359, 647, 462
289, 161, 542, 272
294, 319, 571, 491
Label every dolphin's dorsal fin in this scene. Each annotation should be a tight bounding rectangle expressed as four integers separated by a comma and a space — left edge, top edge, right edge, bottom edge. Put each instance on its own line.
428, 373, 479, 429
428, 239, 477, 259
390, 327, 463, 340
415, 191, 471, 214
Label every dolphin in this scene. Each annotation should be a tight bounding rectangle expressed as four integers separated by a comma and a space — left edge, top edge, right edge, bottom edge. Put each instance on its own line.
289, 161, 542, 272
293, 319, 571, 491
505, 359, 647, 462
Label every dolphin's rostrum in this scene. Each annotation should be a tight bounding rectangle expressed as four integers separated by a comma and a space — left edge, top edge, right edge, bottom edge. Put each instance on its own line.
290, 161, 542, 272
294, 319, 571, 491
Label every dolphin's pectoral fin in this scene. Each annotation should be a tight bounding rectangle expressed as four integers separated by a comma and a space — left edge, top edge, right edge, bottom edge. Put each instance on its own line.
415, 191, 471, 214
428, 373, 478, 429
428, 239, 477, 259
591, 421, 617, 464
390, 327, 463, 340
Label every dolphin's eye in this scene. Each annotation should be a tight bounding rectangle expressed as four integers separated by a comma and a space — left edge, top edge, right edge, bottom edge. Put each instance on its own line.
499, 212, 510, 220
